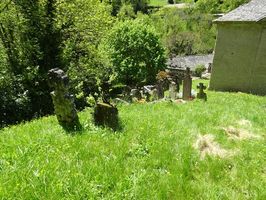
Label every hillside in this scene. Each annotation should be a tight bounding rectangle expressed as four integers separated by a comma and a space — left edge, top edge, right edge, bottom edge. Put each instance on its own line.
0, 82, 265, 199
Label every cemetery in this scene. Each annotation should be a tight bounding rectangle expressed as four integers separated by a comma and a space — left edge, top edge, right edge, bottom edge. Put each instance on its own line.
0, 0, 265, 199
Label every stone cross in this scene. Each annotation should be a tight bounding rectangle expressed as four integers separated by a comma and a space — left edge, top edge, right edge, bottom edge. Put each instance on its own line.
182, 67, 192, 100
197, 82, 207, 101
169, 81, 177, 100
48, 68, 81, 131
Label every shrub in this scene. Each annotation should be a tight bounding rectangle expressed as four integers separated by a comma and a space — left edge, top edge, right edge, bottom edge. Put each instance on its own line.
102, 19, 166, 86
194, 64, 206, 77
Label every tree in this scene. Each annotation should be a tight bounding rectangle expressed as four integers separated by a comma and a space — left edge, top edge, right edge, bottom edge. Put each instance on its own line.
56, 0, 113, 108
102, 19, 166, 86
0, 0, 113, 126
103, 0, 149, 16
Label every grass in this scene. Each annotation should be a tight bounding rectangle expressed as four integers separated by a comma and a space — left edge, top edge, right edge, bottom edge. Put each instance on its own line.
0, 80, 266, 199
149, 0, 168, 7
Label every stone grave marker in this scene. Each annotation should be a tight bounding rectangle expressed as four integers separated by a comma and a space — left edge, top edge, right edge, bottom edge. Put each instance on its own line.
197, 82, 207, 101
157, 81, 164, 99
94, 102, 119, 131
48, 68, 81, 131
183, 67, 192, 100
169, 81, 177, 100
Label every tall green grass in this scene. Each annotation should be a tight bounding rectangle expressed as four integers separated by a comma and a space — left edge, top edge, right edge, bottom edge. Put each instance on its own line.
0, 82, 265, 199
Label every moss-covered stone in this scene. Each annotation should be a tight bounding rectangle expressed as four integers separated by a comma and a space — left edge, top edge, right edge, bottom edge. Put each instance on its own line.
93, 103, 119, 131
48, 68, 81, 131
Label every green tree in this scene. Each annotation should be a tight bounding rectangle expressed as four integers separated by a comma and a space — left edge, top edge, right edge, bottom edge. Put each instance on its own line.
56, 0, 113, 108
102, 19, 166, 86
103, 0, 149, 16
0, 0, 113, 125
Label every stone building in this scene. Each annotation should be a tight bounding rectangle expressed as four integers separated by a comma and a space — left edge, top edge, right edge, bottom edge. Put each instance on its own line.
209, 0, 266, 95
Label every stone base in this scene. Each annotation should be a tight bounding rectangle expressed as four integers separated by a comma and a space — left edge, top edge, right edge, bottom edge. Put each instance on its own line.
197, 93, 207, 101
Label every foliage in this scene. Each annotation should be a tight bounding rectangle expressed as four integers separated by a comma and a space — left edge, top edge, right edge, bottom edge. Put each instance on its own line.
0, 0, 113, 126
193, 64, 206, 77
103, 0, 150, 16
102, 19, 166, 86
195, 0, 250, 13
0, 0, 61, 125
156, 70, 169, 81
0, 84, 265, 199
117, 3, 136, 20
56, 0, 113, 109
140, 8, 216, 56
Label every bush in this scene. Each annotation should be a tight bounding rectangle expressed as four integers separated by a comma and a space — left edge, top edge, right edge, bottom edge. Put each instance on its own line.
194, 64, 206, 77
0, 76, 32, 127
102, 19, 166, 86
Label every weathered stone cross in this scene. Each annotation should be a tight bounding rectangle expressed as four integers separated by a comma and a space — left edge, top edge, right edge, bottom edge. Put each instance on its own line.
197, 82, 207, 101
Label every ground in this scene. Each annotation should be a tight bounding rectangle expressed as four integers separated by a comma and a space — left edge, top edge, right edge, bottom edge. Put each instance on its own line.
0, 80, 265, 199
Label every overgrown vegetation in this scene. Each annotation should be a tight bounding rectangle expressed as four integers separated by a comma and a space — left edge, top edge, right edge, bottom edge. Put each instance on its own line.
101, 19, 166, 86
0, 82, 265, 199
0, 0, 250, 126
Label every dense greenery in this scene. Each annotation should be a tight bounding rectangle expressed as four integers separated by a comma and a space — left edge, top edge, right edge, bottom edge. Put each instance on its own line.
103, 0, 150, 16
0, 0, 250, 126
102, 19, 166, 86
0, 81, 265, 199
145, 8, 216, 56
194, 0, 250, 13
0, 0, 113, 126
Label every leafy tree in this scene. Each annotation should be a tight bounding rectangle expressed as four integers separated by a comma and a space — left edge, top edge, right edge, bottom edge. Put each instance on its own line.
102, 19, 166, 86
117, 3, 136, 20
195, 0, 250, 13
56, 0, 113, 108
0, 0, 113, 126
103, 0, 149, 16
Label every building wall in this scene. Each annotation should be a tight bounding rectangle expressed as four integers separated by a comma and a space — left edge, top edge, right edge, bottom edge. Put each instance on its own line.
209, 23, 266, 95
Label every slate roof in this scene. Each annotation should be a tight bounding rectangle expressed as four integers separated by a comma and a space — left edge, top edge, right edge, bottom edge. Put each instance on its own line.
214, 0, 266, 23
167, 54, 214, 70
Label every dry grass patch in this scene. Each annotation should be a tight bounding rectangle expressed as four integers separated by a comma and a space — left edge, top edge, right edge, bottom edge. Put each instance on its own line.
193, 134, 236, 159
222, 119, 261, 140
237, 119, 252, 127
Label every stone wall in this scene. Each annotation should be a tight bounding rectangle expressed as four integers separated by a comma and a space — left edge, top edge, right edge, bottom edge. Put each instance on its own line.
209, 22, 266, 95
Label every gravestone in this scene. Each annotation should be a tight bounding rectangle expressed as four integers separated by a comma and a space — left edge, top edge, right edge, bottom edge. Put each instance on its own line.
48, 68, 81, 131
94, 102, 119, 131
197, 83, 207, 101
157, 81, 164, 99
151, 88, 158, 101
169, 81, 177, 100
183, 67, 192, 100
130, 89, 142, 101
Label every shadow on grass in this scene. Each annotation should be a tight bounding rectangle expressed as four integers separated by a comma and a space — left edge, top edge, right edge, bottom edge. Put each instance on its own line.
61, 118, 124, 135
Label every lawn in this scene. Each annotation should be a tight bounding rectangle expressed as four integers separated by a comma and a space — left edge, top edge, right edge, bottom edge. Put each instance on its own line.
0, 80, 265, 199
149, 0, 168, 7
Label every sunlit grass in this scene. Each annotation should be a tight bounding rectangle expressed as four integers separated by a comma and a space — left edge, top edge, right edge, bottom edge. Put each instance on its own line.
149, 0, 168, 7
0, 80, 265, 199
